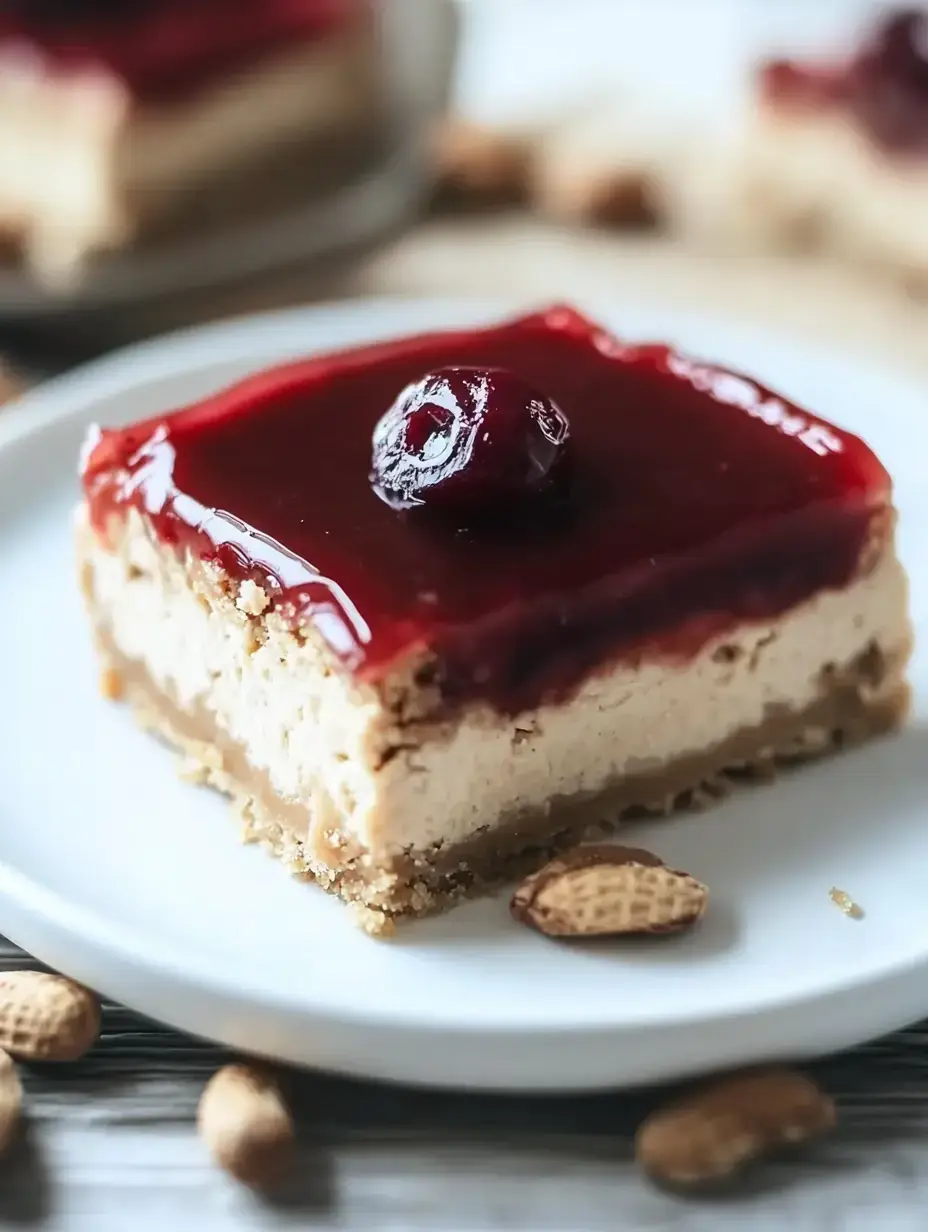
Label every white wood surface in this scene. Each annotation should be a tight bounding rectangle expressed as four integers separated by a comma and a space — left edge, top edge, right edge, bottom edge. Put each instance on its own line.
6, 930, 928, 1232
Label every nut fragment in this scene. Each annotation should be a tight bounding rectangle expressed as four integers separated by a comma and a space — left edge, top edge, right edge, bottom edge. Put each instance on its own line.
636, 1067, 836, 1188
533, 161, 656, 227
198, 1063, 294, 1186
0, 1051, 21, 1155
0, 366, 25, 408
432, 117, 533, 201
99, 665, 124, 702
829, 887, 864, 919
510, 845, 708, 937
0, 971, 100, 1062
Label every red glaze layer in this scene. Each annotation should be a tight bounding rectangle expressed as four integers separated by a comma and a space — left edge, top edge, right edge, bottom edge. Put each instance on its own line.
82, 306, 891, 717
0, 1, 357, 103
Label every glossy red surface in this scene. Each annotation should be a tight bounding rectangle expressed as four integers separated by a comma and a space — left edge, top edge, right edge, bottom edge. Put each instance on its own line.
369, 366, 572, 512
0, 0, 355, 102
82, 306, 890, 717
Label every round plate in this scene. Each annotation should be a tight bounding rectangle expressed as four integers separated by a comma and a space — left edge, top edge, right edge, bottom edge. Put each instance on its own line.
0, 296, 926, 1092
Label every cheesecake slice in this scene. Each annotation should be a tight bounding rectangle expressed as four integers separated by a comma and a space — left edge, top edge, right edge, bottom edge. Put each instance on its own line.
0, 0, 382, 283
681, 7, 928, 282
77, 305, 912, 929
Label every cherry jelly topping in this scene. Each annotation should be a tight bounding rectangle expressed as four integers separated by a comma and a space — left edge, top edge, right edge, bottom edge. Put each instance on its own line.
82, 306, 890, 718
370, 367, 571, 513
4, 1, 126, 17
866, 7, 928, 84
0, 0, 355, 102
762, 6, 928, 153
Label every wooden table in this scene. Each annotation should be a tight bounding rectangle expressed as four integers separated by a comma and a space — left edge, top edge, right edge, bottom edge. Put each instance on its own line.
5, 218, 928, 1231
7, 932, 928, 1232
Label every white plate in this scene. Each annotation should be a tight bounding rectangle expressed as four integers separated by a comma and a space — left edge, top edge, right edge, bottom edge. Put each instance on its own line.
0, 296, 926, 1093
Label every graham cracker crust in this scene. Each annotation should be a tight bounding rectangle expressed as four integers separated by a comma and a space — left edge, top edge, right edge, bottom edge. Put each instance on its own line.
93, 630, 909, 931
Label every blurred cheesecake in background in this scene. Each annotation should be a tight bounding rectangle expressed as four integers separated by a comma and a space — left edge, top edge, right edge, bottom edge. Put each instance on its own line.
666, 6, 928, 287
433, 4, 928, 293
0, 0, 385, 284
741, 6, 928, 281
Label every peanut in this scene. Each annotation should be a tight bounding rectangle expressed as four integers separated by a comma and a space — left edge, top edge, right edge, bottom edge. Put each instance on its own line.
198, 1063, 294, 1186
432, 118, 533, 201
0, 366, 24, 408
636, 1067, 835, 1188
511, 845, 708, 938
0, 1050, 21, 1154
0, 971, 100, 1062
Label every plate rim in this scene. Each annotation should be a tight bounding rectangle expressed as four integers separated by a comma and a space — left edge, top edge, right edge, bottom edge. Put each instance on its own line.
2, 293, 927, 1089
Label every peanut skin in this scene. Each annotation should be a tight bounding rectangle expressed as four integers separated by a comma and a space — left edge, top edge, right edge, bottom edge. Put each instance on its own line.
636, 1067, 836, 1188
198, 1063, 294, 1186
0, 971, 100, 1063
0, 1050, 21, 1155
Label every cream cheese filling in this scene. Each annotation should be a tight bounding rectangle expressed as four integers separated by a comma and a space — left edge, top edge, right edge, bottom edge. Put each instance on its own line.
78, 505, 911, 861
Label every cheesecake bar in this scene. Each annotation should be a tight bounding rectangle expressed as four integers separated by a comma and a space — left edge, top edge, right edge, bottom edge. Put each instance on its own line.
675, 7, 928, 282
0, 0, 381, 283
77, 305, 912, 927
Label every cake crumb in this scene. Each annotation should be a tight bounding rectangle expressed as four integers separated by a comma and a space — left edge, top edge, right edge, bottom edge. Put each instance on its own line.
829, 887, 864, 919
236, 581, 270, 617
233, 797, 261, 843
99, 666, 124, 702
177, 755, 210, 786
351, 905, 396, 939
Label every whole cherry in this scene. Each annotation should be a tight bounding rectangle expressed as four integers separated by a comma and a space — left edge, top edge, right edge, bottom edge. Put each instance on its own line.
369, 366, 571, 514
